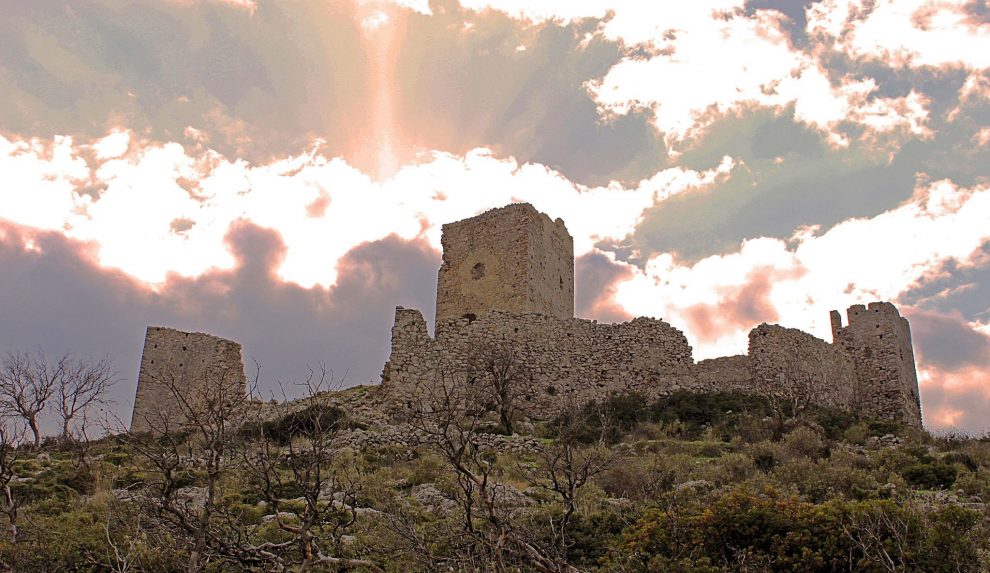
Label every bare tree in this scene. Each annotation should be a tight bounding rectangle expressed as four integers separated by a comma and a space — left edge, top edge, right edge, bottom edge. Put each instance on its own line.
404, 370, 577, 573
236, 367, 384, 572
55, 355, 114, 441
519, 402, 616, 563
122, 362, 251, 573
0, 352, 60, 449
0, 423, 26, 542
466, 343, 529, 435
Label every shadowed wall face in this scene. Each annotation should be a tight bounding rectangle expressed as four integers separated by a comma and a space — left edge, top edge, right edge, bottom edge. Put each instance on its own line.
435, 203, 574, 324
131, 326, 247, 434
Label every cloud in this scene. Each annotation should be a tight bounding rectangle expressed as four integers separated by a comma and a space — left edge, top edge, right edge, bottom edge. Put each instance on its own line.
614, 177, 990, 360
574, 250, 634, 323
0, 130, 731, 288
808, 0, 990, 70
0, 220, 439, 424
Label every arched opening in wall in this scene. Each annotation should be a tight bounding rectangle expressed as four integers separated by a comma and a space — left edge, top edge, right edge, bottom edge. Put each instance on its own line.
471, 263, 486, 280
463, 313, 477, 323
559, 276, 563, 289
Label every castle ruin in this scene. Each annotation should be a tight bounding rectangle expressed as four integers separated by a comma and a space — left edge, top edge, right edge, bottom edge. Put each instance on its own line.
129, 203, 924, 433
382, 203, 924, 427
130, 326, 247, 434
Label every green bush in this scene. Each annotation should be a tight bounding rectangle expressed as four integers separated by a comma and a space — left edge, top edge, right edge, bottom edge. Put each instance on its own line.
260, 403, 347, 445
902, 462, 958, 490
608, 487, 987, 572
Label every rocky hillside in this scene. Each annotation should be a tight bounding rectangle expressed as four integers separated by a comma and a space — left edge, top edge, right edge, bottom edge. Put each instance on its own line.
0, 386, 988, 572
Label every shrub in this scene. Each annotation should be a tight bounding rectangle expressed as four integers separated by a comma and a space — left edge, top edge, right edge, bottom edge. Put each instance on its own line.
902, 462, 958, 490
260, 403, 346, 445
607, 487, 987, 572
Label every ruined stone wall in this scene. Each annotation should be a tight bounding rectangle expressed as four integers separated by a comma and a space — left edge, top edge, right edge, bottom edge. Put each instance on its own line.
435, 203, 573, 324
383, 307, 694, 418
748, 324, 860, 411
832, 302, 923, 426
131, 327, 247, 433
694, 355, 757, 394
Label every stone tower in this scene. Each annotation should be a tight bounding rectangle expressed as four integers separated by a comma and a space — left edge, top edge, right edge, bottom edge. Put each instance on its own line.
830, 302, 922, 427
435, 203, 574, 324
130, 326, 247, 434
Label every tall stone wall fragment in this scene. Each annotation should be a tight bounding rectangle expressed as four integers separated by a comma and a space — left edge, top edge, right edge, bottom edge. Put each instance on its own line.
831, 302, 923, 426
130, 326, 247, 434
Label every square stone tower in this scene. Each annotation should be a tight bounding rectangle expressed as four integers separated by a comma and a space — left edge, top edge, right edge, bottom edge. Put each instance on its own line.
130, 326, 247, 434
830, 302, 923, 427
435, 203, 574, 324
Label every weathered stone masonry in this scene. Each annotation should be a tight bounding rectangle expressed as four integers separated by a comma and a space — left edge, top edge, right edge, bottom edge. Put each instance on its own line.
131, 327, 247, 434
383, 203, 924, 427
383, 307, 695, 413
831, 303, 922, 425
435, 203, 574, 324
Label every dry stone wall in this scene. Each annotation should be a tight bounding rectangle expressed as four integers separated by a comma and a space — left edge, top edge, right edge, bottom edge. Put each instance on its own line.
694, 355, 756, 394
383, 307, 695, 418
435, 203, 573, 324
748, 324, 860, 411
131, 326, 247, 434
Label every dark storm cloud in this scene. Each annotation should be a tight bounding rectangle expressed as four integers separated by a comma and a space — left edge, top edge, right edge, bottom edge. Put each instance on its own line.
745, 0, 820, 44
393, 0, 668, 186
906, 308, 990, 372
900, 242, 990, 321
574, 251, 633, 323
0, 0, 369, 161
0, 221, 438, 424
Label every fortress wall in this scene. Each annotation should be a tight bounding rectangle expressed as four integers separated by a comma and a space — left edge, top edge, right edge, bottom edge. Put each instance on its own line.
383, 307, 695, 418
833, 302, 923, 426
748, 324, 860, 411
131, 326, 247, 433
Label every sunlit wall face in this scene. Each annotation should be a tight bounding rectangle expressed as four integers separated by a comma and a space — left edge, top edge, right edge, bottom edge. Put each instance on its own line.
0, 0, 989, 433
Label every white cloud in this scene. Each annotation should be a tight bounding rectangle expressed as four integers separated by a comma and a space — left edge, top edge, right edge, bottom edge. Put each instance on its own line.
808, 0, 990, 70
0, 135, 89, 231
614, 177, 990, 359
454, 2, 934, 149
0, 133, 731, 288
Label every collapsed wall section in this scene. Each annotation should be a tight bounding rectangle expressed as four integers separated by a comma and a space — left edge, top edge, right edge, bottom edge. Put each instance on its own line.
131, 326, 247, 434
435, 203, 574, 324
382, 307, 694, 418
748, 324, 860, 411
832, 302, 922, 426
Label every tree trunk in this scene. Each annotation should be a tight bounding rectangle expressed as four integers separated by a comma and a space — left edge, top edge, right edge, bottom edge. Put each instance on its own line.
28, 417, 41, 450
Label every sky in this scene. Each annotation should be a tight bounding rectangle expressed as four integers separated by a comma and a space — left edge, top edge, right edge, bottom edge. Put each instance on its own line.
0, 0, 988, 433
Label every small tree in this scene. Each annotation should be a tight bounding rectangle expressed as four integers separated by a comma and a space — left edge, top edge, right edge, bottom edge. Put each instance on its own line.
0, 423, 26, 542
466, 343, 529, 435
404, 369, 577, 572
123, 362, 249, 573
55, 355, 115, 441
0, 352, 60, 449
236, 367, 383, 572
519, 401, 616, 563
